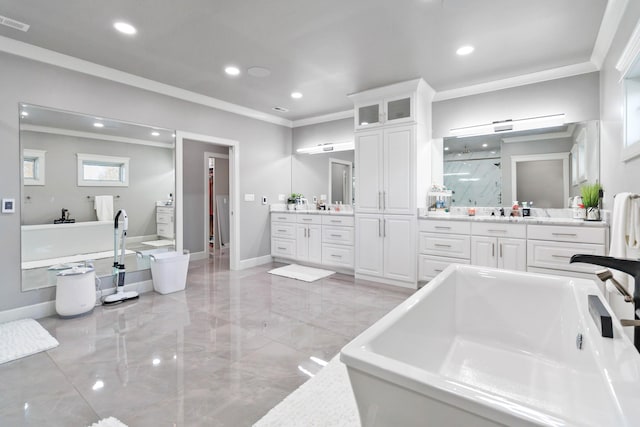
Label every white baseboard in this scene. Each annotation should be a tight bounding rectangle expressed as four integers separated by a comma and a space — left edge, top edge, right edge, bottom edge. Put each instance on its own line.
238, 255, 273, 270
189, 251, 208, 261
355, 273, 418, 290
127, 234, 161, 244
0, 279, 154, 324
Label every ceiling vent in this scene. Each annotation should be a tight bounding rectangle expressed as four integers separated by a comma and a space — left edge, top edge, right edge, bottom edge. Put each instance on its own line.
0, 15, 30, 32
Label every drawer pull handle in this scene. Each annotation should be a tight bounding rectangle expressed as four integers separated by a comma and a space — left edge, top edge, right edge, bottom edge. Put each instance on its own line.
434, 244, 451, 248
302, 218, 312, 221
331, 254, 342, 258
551, 233, 577, 237
330, 234, 342, 237
488, 229, 508, 233
277, 247, 287, 250
434, 226, 451, 230
277, 217, 287, 220
552, 254, 571, 259
433, 269, 443, 272
330, 220, 342, 223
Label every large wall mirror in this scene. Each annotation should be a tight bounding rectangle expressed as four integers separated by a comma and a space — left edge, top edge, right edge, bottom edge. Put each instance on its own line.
443, 120, 599, 208
291, 147, 354, 205
20, 104, 176, 291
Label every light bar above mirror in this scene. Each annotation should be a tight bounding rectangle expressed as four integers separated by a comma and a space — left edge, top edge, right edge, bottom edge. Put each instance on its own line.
296, 141, 354, 155
450, 114, 566, 138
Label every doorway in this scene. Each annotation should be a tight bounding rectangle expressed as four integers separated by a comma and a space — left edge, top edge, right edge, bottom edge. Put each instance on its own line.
205, 152, 230, 257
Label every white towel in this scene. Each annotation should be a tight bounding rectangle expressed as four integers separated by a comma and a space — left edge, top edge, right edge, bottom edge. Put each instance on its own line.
94, 195, 114, 221
628, 198, 640, 249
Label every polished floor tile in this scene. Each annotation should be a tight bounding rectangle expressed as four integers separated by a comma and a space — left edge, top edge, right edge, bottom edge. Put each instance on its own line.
0, 255, 413, 426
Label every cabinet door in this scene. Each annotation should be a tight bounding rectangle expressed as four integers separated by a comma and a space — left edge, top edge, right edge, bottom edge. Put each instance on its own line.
355, 102, 383, 130
385, 94, 413, 125
308, 225, 322, 264
383, 125, 414, 214
355, 130, 383, 213
296, 224, 309, 261
471, 236, 497, 268
383, 215, 416, 282
498, 238, 526, 272
355, 215, 383, 276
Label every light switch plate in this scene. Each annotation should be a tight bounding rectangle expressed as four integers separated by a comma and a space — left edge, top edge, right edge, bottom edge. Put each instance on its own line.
244, 194, 255, 202
262, 196, 268, 205
2, 198, 15, 213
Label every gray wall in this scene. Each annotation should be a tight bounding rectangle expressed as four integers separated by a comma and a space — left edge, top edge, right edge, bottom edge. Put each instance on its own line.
21, 131, 173, 236
432, 73, 600, 138
599, 0, 640, 209
291, 118, 354, 202
0, 52, 291, 311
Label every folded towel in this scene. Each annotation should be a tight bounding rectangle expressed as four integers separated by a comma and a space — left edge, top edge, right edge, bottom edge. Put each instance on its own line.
94, 195, 114, 222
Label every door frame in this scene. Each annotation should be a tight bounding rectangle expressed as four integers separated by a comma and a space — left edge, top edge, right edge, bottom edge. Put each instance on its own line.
328, 158, 353, 205
204, 151, 230, 256
176, 131, 240, 270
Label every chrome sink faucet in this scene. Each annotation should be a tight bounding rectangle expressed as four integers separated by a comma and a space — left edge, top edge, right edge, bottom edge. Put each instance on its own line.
570, 254, 640, 352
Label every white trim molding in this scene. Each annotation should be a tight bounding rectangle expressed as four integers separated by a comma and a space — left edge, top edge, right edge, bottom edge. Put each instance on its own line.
593, 0, 630, 69
292, 110, 354, 128
238, 254, 274, 270
0, 35, 292, 128
616, 13, 640, 78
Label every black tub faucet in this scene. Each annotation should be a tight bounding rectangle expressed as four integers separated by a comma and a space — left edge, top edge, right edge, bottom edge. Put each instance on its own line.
570, 254, 640, 352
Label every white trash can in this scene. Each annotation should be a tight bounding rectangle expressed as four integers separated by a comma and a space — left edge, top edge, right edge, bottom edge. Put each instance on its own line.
149, 250, 190, 294
55, 267, 96, 317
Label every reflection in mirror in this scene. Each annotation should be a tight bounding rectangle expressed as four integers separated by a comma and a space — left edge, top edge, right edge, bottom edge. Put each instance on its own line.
20, 104, 176, 291
291, 148, 355, 206
329, 159, 353, 205
443, 121, 599, 208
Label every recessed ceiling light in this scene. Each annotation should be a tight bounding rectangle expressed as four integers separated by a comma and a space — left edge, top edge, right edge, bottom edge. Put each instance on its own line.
93, 122, 104, 128
172, 133, 176, 138
225, 66, 240, 76
114, 22, 137, 35
291, 92, 303, 99
20, 111, 28, 117
444, 147, 449, 151
151, 131, 160, 137
247, 66, 271, 78
272, 106, 289, 112
456, 45, 474, 56
482, 143, 488, 147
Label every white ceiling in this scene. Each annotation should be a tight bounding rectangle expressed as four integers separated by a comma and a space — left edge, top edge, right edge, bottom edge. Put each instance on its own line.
0, 1, 608, 122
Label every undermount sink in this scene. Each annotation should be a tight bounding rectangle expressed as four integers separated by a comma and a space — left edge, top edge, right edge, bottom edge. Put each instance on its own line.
341, 265, 640, 426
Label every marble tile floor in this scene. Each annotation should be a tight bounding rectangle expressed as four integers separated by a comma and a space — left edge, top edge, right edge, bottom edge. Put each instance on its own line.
0, 256, 413, 426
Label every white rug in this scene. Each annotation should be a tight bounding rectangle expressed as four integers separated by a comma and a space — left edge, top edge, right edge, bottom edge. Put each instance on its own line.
88, 417, 128, 427
0, 319, 59, 365
141, 239, 175, 247
268, 264, 335, 282
22, 250, 135, 270
254, 355, 358, 426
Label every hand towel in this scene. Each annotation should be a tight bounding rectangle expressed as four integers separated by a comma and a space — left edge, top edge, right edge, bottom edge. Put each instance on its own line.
627, 198, 640, 249
94, 195, 114, 222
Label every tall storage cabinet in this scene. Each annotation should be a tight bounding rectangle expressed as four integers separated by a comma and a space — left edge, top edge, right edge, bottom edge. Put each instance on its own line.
351, 79, 435, 289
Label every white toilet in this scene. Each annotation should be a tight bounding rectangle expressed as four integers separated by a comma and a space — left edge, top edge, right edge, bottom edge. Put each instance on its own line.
149, 250, 190, 294
55, 267, 96, 317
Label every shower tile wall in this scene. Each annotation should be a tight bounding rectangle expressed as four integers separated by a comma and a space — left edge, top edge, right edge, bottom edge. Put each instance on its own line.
444, 158, 502, 206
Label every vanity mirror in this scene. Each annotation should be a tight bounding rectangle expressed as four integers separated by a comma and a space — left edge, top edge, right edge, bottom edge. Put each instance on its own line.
291, 147, 354, 206
20, 104, 176, 291
443, 120, 600, 208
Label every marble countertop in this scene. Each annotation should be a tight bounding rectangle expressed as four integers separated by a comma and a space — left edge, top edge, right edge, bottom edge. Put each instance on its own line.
270, 206, 354, 216
419, 214, 609, 227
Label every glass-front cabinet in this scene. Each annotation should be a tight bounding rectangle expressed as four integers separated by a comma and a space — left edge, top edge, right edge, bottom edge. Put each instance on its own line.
355, 94, 414, 130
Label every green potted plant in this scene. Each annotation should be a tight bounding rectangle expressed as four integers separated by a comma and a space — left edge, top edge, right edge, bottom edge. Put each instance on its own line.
580, 182, 602, 221
287, 193, 303, 210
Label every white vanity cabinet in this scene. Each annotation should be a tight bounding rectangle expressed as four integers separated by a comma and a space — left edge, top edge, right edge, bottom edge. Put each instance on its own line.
296, 215, 322, 264
354, 93, 414, 130
356, 214, 416, 286
271, 212, 297, 258
471, 223, 527, 272
418, 220, 471, 281
156, 206, 175, 239
322, 215, 355, 268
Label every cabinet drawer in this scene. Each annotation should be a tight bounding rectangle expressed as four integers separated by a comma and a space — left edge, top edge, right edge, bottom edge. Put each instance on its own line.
471, 222, 526, 239
322, 244, 354, 268
527, 225, 606, 244
271, 212, 296, 223
156, 212, 173, 224
297, 214, 322, 224
527, 240, 605, 273
272, 238, 296, 258
322, 215, 355, 227
419, 219, 470, 235
419, 232, 470, 259
271, 222, 296, 239
322, 226, 354, 245
157, 206, 174, 215
419, 255, 469, 281
157, 223, 174, 238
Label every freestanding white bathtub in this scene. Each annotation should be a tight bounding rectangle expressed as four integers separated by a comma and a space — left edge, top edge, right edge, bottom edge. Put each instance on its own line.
21, 220, 113, 262
341, 264, 640, 426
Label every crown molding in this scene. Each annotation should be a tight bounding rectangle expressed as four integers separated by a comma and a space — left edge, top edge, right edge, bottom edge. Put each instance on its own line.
0, 36, 293, 128
433, 61, 598, 102
292, 110, 354, 128
591, 0, 629, 69
21, 124, 174, 148
615, 12, 640, 77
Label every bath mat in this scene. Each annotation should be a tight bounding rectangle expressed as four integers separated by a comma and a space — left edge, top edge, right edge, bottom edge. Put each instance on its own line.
0, 319, 59, 365
141, 239, 175, 247
22, 249, 135, 270
254, 355, 359, 426
88, 417, 128, 427
268, 264, 335, 282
